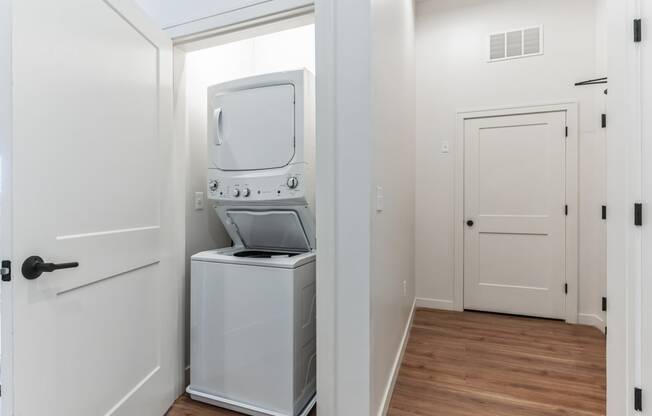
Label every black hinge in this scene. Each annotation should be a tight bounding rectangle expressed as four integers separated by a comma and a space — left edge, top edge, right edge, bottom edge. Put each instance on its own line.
601, 113, 607, 128
1, 260, 10, 282
565, 205, 569, 216
635, 203, 643, 226
565, 126, 568, 137
604, 326, 607, 336
564, 283, 568, 294
602, 296, 607, 312
635, 387, 642, 411
634, 19, 642, 42
602, 205, 607, 220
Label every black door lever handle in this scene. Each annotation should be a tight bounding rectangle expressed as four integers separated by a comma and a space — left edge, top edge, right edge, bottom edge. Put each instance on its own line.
22, 256, 79, 280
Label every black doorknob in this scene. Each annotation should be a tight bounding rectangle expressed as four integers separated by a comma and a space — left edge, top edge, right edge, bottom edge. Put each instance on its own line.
466, 220, 474, 227
22, 256, 79, 280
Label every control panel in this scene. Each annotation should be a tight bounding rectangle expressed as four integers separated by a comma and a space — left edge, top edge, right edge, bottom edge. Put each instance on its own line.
207, 170, 307, 203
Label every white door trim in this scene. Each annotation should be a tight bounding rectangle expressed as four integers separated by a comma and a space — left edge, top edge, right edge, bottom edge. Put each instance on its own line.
454, 102, 579, 324
0, 0, 14, 414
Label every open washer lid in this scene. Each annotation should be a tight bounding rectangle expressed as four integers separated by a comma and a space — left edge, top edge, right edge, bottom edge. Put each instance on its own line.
224, 209, 312, 252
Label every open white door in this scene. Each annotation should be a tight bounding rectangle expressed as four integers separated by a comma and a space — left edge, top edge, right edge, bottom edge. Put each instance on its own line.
9, 0, 183, 415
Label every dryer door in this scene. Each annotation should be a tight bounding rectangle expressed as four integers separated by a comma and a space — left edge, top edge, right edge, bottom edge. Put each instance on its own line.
209, 84, 296, 171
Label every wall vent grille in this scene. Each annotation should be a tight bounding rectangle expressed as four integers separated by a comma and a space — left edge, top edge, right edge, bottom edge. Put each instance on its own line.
489, 26, 543, 62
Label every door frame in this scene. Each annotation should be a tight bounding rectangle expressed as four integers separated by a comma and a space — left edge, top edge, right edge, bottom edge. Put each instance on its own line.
0, 0, 13, 414
454, 102, 579, 324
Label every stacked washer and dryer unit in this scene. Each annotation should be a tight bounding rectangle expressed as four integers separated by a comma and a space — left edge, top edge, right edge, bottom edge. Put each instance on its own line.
187, 70, 317, 416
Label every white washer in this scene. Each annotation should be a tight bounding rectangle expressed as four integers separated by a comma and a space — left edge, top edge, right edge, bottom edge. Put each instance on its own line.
188, 247, 316, 416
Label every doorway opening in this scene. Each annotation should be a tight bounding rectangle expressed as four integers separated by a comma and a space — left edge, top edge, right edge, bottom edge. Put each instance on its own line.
168, 15, 317, 416
409, 0, 608, 414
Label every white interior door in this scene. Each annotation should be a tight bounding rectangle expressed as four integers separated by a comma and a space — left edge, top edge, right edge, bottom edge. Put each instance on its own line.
209, 84, 296, 171
10, 0, 183, 415
463, 111, 567, 319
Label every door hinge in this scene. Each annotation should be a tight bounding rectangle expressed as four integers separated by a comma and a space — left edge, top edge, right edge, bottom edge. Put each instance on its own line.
635, 203, 643, 226
604, 326, 607, 336
602, 205, 607, 220
602, 296, 607, 312
565, 205, 569, 216
0, 260, 10, 282
564, 283, 568, 294
634, 19, 642, 43
635, 387, 642, 411
601, 113, 607, 128
565, 126, 568, 137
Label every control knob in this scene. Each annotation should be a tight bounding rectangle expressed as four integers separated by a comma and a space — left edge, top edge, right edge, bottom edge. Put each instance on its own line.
232, 188, 241, 198
208, 180, 218, 192
287, 177, 299, 189
242, 188, 251, 197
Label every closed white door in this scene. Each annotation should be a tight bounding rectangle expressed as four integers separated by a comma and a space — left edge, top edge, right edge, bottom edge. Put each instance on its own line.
208, 84, 296, 171
464, 111, 567, 319
10, 0, 182, 415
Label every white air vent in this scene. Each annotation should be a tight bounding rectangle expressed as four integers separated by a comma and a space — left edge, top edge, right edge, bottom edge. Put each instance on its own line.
489, 26, 543, 62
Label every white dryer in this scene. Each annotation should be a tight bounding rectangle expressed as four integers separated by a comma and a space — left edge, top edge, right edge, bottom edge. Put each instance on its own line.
187, 69, 317, 416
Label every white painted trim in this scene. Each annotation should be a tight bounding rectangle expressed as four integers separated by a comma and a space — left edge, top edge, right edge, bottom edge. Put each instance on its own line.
606, 0, 639, 414
578, 313, 606, 333
174, 7, 314, 50
415, 297, 455, 311
454, 102, 580, 324
0, 0, 14, 414
314, 0, 337, 414
379, 299, 415, 416
164, 1, 314, 40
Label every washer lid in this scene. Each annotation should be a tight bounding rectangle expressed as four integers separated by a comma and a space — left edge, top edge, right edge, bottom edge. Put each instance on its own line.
225, 210, 311, 252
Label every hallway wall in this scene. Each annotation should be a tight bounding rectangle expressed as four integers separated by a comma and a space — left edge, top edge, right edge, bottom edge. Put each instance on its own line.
370, 0, 416, 414
415, 0, 607, 328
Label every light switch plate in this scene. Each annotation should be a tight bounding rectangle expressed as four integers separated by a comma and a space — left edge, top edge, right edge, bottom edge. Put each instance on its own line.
194, 192, 205, 211
441, 141, 450, 153
376, 186, 384, 212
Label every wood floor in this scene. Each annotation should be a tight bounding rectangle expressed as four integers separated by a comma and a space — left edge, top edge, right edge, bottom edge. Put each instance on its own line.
167, 309, 605, 416
166, 395, 316, 416
388, 309, 606, 416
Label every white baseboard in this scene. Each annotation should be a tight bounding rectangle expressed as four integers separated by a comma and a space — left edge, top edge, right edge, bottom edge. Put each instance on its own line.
378, 298, 416, 416
415, 297, 455, 311
578, 313, 605, 333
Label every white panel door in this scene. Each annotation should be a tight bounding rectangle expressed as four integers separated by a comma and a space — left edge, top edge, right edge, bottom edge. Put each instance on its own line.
464, 111, 567, 319
209, 84, 295, 171
11, 0, 181, 415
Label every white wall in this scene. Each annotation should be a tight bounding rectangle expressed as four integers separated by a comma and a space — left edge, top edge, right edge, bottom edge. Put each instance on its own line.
415, 0, 607, 328
177, 23, 315, 367
370, 0, 416, 415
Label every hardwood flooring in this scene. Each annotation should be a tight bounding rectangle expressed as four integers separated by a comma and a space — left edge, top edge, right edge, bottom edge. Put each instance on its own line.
167, 309, 605, 416
166, 395, 317, 416
388, 309, 606, 416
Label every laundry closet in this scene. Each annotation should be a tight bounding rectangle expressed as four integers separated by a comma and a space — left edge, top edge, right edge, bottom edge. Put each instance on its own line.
174, 22, 316, 416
